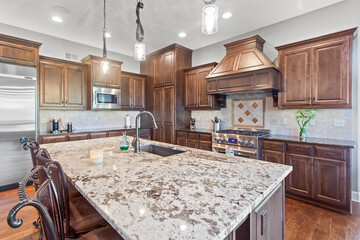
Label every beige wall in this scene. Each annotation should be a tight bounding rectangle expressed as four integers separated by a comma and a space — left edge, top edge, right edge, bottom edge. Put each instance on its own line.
191, 0, 360, 194
39, 110, 140, 134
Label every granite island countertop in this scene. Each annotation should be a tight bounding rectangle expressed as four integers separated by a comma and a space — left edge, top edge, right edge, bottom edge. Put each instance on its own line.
42, 137, 292, 240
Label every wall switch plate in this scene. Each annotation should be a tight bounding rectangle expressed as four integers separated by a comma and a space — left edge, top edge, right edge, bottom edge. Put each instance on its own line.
282, 118, 288, 125
310, 119, 315, 126
334, 119, 345, 127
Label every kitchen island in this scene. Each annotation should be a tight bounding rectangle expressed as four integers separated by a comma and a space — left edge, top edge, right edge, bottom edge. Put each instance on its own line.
42, 137, 292, 240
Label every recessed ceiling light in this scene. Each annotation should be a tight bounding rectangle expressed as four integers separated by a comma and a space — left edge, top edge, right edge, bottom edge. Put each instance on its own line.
105, 32, 111, 38
178, 32, 187, 38
52, 16, 63, 23
222, 12, 232, 19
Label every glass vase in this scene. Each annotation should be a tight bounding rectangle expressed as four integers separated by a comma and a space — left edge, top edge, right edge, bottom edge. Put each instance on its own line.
119, 132, 130, 151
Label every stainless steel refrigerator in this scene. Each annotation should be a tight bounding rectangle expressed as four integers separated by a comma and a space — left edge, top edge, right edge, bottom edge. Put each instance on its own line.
0, 63, 36, 189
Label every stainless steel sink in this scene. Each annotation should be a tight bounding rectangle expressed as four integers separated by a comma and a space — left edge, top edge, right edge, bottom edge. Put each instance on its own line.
140, 144, 186, 157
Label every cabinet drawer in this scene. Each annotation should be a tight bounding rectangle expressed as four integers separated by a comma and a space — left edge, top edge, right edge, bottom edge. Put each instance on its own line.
140, 129, 152, 135
68, 134, 88, 141
126, 130, 136, 136
199, 133, 212, 142
187, 132, 199, 140
108, 131, 123, 137
89, 132, 108, 139
199, 141, 212, 151
286, 143, 312, 156
314, 146, 347, 161
40, 135, 67, 144
177, 131, 187, 139
262, 140, 284, 152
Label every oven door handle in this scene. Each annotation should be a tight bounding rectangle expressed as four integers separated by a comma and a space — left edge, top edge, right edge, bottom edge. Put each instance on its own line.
213, 146, 257, 155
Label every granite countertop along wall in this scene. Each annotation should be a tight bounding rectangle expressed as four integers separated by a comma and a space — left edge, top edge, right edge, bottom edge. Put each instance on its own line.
42, 137, 292, 240
40, 127, 151, 136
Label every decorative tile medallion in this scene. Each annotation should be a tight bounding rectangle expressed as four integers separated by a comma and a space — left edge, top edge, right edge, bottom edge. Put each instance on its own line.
232, 98, 265, 128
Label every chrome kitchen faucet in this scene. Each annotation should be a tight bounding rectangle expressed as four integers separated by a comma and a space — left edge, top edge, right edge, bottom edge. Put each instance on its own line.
132, 111, 158, 153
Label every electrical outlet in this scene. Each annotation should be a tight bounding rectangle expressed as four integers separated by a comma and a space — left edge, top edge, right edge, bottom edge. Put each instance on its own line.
282, 118, 288, 125
310, 119, 315, 126
334, 119, 345, 127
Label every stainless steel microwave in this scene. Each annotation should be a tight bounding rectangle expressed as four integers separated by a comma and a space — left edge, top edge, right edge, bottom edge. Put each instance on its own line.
92, 87, 121, 110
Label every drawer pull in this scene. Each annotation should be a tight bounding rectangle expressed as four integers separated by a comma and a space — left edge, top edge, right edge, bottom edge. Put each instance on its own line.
295, 148, 302, 151
325, 151, 335, 155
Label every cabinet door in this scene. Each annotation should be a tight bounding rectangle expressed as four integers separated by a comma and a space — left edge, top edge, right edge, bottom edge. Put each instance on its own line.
262, 150, 285, 165
153, 122, 162, 142
187, 139, 198, 149
162, 51, 175, 85
39, 61, 64, 107
163, 86, 175, 143
92, 59, 108, 87
312, 38, 351, 107
121, 74, 132, 109
109, 63, 121, 88
177, 138, 187, 147
153, 88, 163, 121
185, 71, 198, 109
40, 135, 67, 144
132, 76, 145, 110
0, 41, 38, 67
199, 141, 212, 151
163, 86, 174, 124
64, 65, 86, 109
285, 154, 313, 198
89, 132, 107, 139
163, 124, 174, 144
313, 157, 347, 207
153, 56, 163, 87
280, 47, 311, 106
198, 67, 214, 109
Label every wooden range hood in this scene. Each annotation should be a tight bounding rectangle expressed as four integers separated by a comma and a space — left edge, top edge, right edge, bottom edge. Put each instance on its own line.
206, 35, 280, 96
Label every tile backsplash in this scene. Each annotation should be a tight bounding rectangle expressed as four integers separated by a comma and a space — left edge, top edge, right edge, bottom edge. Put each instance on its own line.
39, 110, 140, 134
192, 92, 353, 140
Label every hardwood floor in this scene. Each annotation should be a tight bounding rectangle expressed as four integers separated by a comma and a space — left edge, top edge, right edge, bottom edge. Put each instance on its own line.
0, 187, 359, 239
0, 186, 39, 240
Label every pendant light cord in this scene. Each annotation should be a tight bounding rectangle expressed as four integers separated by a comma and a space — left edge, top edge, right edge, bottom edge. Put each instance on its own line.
136, 0, 144, 42
103, 0, 107, 58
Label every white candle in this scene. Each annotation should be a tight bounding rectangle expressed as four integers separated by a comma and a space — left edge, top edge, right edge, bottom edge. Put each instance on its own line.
89, 150, 103, 165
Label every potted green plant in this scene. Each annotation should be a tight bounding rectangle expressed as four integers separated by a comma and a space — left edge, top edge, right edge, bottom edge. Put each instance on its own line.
296, 109, 315, 140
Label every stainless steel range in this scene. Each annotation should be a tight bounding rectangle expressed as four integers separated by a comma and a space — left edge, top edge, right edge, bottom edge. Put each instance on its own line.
212, 128, 270, 159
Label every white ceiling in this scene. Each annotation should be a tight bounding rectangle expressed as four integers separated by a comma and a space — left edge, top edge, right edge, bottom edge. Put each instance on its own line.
0, 0, 343, 57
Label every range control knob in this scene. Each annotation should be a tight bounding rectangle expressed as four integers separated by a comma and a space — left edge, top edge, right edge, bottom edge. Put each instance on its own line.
238, 139, 243, 145
215, 137, 219, 142
224, 138, 229, 144
218, 138, 224, 143
249, 141, 255, 146
244, 140, 249, 145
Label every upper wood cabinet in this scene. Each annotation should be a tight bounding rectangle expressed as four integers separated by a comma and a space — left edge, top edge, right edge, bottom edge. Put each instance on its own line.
184, 62, 221, 110
0, 34, 41, 67
141, 44, 192, 144
81, 55, 122, 88
39, 56, 87, 109
120, 71, 146, 110
153, 50, 176, 87
276, 28, 356, 109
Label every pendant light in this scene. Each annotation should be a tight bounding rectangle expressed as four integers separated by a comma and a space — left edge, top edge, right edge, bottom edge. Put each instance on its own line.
135, 0, 145, 61
101, 0, 109, 74
202, 0, 218, 34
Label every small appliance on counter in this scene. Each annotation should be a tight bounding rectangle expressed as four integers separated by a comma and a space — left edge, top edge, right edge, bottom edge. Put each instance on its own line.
190, 118, 196, 131
67, 122, 73, 133
50, 118, 60, 134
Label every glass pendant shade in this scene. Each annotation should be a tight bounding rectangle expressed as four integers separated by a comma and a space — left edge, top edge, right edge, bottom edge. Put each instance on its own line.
202, 4, 218, 34
101, 60, 109, 74
134, 42, 146, 61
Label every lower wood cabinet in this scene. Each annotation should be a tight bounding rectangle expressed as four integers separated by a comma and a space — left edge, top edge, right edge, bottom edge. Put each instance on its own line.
285, 154, 313, 198
261, 139, 352, 214
40, 129, 151, 144
176, 130, 212, 151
